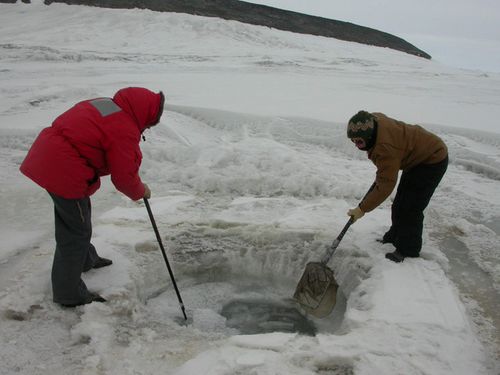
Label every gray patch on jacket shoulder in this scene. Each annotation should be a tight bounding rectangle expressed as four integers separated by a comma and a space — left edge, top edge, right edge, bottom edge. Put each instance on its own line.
90, 98, 121, 117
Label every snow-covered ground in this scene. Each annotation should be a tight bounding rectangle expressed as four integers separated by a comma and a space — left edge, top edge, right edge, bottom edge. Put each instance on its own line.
0, 3, 499, 374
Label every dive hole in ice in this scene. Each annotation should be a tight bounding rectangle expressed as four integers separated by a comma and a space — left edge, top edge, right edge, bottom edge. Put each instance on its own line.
141, 229, 347, 336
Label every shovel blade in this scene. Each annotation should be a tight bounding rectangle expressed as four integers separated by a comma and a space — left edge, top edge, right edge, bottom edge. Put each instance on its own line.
293, 262, 338, 318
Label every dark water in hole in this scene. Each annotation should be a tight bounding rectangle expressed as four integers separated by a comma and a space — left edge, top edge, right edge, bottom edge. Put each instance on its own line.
220, 299, 317, 336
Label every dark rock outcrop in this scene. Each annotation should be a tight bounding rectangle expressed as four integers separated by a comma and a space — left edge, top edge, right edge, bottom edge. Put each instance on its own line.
6, 0, 431, 59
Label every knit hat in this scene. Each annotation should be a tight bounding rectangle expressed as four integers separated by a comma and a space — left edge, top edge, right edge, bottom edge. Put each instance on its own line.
347, 111, 376, 141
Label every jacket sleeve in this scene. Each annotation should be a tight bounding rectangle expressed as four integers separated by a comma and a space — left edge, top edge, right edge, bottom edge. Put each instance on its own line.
359, 146, 400, 213
106, 131, 145, 201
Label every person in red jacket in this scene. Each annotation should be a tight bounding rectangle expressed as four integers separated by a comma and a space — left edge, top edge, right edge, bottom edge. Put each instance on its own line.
20, 87, 164, 307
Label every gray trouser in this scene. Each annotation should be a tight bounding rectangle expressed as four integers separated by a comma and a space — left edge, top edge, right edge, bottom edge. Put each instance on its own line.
49, 193, 99, 305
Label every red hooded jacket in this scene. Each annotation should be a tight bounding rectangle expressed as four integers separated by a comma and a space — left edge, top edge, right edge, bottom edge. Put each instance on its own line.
20, 87, 163, 200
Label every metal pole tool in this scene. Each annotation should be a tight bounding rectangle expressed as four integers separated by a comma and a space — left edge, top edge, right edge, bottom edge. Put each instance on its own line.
144, 198, 187, 321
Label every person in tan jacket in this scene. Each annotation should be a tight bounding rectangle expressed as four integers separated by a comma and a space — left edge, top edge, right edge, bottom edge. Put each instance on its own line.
346, 111, 448, 262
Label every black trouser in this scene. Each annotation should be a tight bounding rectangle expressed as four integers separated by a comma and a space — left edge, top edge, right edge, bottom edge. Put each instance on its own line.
386, 156, 448, 257
49, 193, 99, 305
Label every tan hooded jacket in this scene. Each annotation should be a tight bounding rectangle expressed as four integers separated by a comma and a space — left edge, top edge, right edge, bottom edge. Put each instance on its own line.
359, 113, 448, 213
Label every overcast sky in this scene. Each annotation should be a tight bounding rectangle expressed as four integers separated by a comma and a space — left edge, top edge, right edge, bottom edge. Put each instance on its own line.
245, 0, 500, 73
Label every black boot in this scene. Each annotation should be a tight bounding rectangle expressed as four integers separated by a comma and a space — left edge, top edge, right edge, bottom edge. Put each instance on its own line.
60, 292, 106, 308
379, 230, 396, 245
385, 250, 419, 263
93, 257, 113, 269
385, 251, 406, 263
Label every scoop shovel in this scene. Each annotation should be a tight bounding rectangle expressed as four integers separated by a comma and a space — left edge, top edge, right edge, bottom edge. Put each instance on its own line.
293, 217, 354, 318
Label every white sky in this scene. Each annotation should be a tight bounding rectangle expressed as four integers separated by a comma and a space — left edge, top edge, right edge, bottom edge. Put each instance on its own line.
246, 0, 500, 72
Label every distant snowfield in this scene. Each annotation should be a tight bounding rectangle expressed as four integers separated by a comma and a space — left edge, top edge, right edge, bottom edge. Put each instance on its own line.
0, 3, 499, 375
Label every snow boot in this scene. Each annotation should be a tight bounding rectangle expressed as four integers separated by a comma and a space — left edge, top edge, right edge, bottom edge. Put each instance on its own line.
60, 292, 106, 308
385, 251, 406, 263
93, 257, 113, 269
379, 230, 396, 245
385, 250, 419, 263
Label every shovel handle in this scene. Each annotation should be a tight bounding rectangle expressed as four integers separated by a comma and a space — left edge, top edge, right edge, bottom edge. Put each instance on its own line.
320, 183, 376, 264
321, 216, 355, 264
